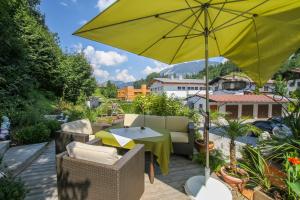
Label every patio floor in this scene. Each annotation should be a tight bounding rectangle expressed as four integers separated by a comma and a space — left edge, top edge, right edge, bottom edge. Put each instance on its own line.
18, 141, 246, 200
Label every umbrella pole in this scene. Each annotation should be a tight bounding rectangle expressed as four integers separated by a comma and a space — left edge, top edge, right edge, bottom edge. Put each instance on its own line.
204, 5, 210, 185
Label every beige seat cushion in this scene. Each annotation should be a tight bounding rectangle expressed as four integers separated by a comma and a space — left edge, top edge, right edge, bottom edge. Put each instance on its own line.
61, 119, 93, 135
89, 135, 96, 141
166, 116, 189, 132
170, 132, 189, 143
145, 115, 166, 129
124, 114, 144, 127
66, 141, 119, 165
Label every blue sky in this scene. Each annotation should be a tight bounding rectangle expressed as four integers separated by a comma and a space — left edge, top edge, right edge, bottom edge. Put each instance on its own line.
40, 0, 223, 83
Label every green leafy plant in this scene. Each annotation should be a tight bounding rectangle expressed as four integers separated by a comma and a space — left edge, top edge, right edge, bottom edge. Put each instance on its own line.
239, 145, 271, 192
284, 153, 300, 199
193, 149, 225, 172
259, 137, 300, 162
44, 119, 60, 138
13, 123, 51, 144
0, 158, 27, 200
216, 118, 260, 172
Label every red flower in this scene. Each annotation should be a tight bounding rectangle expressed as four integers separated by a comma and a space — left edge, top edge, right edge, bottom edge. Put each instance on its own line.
288, 157, 300, 165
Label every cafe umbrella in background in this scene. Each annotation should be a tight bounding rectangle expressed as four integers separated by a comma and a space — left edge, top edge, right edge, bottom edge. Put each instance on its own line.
74, 0, 300, 199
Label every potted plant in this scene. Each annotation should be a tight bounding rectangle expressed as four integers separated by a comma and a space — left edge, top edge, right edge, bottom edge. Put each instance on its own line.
239, 145, 274, 200
217, 118, 259, 191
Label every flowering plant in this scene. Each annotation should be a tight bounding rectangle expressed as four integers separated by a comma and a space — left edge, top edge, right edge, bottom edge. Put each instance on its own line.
284, 153, 300, 199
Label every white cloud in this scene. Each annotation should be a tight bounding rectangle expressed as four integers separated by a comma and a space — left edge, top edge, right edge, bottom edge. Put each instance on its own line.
79, 20, 87, 25
83, 45, 127, 67
96, 0, 116, 11
115, 69, 136, 82
73, 43, 83, 53
142, 61, 172, 75
60, 2, 68, 6
70, 0, 77, 2
94, 69, 110, 79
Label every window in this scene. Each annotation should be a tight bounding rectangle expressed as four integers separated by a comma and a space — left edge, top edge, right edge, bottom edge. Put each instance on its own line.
290, 81, 295, 87
182, 87, 186, 90
263, 86, 268, 92
222, 81, 247, 90
191, 87, 195, 90
297, 82, 300, 87
187, 87, 191, 90
195, 87, 199, 90
178, 86, 181, 90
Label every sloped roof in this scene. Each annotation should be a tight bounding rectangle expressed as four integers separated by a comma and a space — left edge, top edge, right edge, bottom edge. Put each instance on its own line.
153, 78, 206, 84
192, 94, 289, 103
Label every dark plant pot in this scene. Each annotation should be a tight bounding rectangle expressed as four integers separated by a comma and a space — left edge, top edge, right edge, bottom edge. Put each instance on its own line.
253, 187, 274, 200
220, 166, 249, 192
194, 139, 214, 152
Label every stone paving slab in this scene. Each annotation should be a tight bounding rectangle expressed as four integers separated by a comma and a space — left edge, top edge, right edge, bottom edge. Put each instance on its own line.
2, 142, 47, 176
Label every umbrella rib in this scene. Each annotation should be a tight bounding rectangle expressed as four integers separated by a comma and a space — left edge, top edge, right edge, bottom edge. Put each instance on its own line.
185, 0, 204, 30
252, 18, 262, 85
157, 16, 202, 33
209, 0, 227, 31
74, 5, 202, 35
170, 7, 203, 64
164, 33, 204, 39
207, 11, 222, 56
210, 0, 270, 32
210, 5, 252, 19
211, 17, 251, 33
138, 8, 202, 55
211, 0, 247, 5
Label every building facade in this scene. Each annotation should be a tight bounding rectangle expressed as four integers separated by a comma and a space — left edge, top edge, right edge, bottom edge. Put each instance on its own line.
150, 78, 212, 99
187, 94, 289, 119
117, 84, 150, 101
210, 74, 275, 95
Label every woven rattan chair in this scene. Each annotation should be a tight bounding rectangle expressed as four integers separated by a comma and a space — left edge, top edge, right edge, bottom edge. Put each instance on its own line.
55, 121, 111, 154
56, 138, 145, 200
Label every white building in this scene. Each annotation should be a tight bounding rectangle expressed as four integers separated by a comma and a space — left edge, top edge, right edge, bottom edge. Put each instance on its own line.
210, 74, 275, 95
150, 77, 212, 99
187, 94, 289, 119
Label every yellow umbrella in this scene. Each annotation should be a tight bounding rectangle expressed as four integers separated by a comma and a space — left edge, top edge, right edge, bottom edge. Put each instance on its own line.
74, 0, 300, 86
74, 1, 300, 196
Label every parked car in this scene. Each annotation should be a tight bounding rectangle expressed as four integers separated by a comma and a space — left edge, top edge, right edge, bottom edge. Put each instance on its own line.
251, 120, 292, 138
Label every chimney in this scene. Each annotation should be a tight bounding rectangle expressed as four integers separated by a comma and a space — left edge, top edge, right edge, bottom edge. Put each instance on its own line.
170, 75, 174, 79
179, 75, 183, 80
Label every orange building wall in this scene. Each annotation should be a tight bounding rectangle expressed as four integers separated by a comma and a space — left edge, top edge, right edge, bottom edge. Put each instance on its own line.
117, 84, 150, 101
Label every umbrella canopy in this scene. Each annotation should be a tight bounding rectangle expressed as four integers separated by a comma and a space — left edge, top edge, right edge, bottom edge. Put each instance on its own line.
74, 0, 300, 86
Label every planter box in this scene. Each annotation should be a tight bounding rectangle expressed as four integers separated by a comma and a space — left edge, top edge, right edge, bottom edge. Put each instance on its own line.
253, 187, 274, 200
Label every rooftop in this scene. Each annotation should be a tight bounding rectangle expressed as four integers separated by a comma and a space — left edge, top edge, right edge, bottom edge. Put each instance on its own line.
153, 78, 206, 84
191, 94, 290, 103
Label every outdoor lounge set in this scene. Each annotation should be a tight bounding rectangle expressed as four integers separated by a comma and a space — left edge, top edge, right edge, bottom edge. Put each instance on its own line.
55, 114, 195, 200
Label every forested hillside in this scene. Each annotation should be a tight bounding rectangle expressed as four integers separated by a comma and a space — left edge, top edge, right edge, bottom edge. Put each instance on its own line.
0, 0, 96, 125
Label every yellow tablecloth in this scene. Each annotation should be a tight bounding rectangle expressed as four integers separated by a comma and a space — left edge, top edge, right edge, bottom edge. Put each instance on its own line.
95, 125, 173, 175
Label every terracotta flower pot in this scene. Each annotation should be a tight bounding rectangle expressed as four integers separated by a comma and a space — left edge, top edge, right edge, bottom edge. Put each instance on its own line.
220, 166, 249, 192
194, 139, 214, 152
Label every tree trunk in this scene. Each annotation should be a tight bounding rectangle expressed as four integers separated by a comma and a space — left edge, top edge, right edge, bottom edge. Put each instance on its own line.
229, 140, 237, 173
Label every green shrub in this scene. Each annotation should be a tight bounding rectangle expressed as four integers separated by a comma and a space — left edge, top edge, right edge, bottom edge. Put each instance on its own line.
0, 159, 27, 200
13, 123, 51, 145
132, 94, 192, 117
44, 120, 60, 138
193, 149, 225, 172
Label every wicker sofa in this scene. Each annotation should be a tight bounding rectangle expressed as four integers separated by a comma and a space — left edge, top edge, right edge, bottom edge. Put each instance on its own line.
56, 138, 145, 200
123, 114, 195, 157
55, 119, 111, 154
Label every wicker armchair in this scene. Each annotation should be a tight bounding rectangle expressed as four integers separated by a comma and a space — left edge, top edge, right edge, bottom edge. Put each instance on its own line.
55, 121, 111, 154
56, 138, 145, 200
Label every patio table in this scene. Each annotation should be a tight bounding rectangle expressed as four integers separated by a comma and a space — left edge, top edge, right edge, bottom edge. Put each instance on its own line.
95, 126, 173, 183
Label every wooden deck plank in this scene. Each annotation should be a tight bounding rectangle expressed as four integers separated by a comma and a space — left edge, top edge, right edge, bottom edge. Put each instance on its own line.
18, 141, 246, 200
